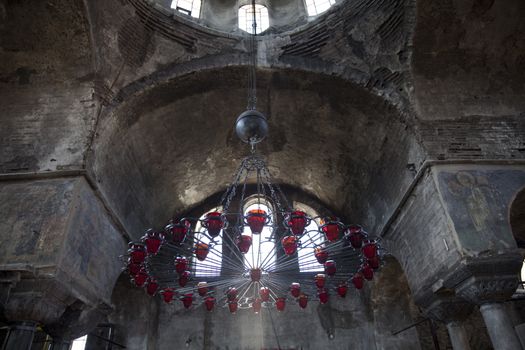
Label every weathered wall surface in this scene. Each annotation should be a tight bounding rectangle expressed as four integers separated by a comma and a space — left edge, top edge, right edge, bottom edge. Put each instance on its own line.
385, 168, 463, 303
57, 178, 127, 306
101, 276, 160, 350
200, 0, 240, 32
0, 0, 96, 174
412, 0, 525, 121
0, 178, 77, 269
0, 177, 125, 337
412, 0, 525, 163
419, 116, 525, 161
385, 163, 525, 311
370, 259, 424, 350
434, 164, 525, 255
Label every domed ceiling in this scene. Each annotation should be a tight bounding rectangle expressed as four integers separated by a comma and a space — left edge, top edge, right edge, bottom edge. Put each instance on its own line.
151, 0, 324, 34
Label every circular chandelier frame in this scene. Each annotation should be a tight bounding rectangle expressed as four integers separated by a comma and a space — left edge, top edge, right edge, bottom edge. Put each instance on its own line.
122, 153, 387, 313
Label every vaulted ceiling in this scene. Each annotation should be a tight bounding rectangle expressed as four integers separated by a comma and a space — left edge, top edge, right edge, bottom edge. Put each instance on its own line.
1, 0, 524, 239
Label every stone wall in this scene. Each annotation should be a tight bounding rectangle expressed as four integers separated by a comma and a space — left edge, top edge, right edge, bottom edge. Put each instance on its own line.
385, 163, 525, 302
0, 176, 126, 339
0, 0, 96, 174
412, 0, 525, 121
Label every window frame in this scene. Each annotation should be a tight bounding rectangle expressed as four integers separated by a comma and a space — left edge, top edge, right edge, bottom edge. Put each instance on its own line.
193, 207, 223, 277
171, 0, 202, 18
293, 202, 325, 272
241, 195, 277, 271
304, 0, 336, 17
238, 4, 270, 34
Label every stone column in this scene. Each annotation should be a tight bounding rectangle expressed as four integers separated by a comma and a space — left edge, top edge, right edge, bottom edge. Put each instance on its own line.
457, 273, 522, 350
479, 303, 522, 350
422, 296, 473, 350
446, 321, 471, 350
1, 321, 37, 350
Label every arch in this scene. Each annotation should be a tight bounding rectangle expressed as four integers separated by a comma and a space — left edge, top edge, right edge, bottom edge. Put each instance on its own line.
90, 67, 419, 239
108, 57, 401, 113
370, 256, 425, 349
510, 187, 525, 248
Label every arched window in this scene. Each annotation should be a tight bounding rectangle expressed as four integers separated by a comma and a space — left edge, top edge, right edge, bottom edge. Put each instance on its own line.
171, 0, 201, 18
294, 203, 324, 272
193, 208, 223, 277
304, 0, 335, 16
242, 197, 276, 270
238, 4, 270, 34
192, 199, 327, 277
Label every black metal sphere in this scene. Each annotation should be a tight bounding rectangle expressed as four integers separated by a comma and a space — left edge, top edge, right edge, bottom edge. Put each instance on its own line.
235, 109, 269, 144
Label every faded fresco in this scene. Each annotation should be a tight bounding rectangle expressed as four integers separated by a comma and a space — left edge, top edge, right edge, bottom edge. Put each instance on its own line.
437, 167, 525, 255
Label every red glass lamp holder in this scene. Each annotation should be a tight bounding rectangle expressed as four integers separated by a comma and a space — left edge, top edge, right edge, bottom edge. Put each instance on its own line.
284, 210, 311, 236
202, 212, 226, 237
245, 209, 270, 234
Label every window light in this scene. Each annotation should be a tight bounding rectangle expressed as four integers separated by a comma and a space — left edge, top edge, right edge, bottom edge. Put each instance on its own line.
238, 4, 269, 34
243, 201, 275, 270
194, 208, 222, 277
71, 335, 87, 350
294, 203, 324, 272
304, 0, 335, 16
171, 0, 201, 18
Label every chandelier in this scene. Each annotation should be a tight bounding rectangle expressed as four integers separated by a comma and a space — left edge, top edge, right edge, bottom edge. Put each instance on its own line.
121, 0, 387, 314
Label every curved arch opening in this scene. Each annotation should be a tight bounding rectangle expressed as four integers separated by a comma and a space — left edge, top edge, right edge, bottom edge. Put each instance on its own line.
91, 67, 418, 240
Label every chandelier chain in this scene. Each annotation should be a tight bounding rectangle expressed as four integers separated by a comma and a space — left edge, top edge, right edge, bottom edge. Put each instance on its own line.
221, 158, 248, 213
247, 0, 258, 110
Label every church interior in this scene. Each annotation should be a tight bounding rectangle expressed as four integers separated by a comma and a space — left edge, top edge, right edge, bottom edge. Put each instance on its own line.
1, 0, 525, 349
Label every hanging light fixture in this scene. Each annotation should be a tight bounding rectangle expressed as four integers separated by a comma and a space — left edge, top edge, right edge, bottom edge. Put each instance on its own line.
120, 0, 387, 312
